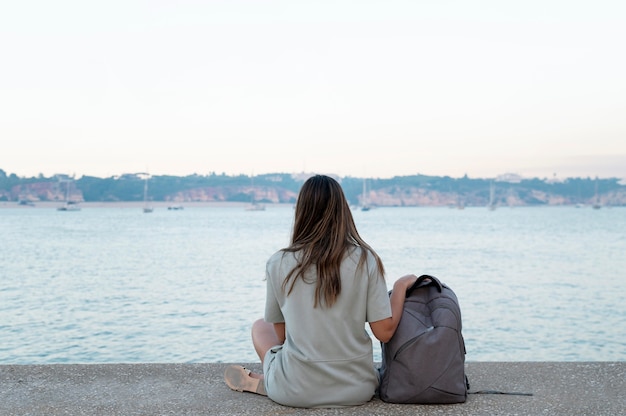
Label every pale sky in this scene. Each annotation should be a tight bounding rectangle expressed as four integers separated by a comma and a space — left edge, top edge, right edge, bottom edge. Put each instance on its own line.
1, 1, 625, 180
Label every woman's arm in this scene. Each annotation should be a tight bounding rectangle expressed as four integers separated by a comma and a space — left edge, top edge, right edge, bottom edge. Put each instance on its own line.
369, 274, 418, 343
273, 322, 286, 344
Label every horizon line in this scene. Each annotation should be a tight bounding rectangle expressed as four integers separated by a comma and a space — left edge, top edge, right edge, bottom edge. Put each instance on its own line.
2, 168, 623, 182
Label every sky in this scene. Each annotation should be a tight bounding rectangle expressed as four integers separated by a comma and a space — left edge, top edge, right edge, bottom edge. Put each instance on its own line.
1, 1, 625, 180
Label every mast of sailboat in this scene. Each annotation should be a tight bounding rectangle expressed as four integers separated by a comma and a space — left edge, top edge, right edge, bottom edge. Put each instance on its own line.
55, 174, 80, 211
140, 173, 153, 213
65, 179, 70, 203
593, 176, 601, 209
361, 178, 370, 211
246, 173, 265, 210
488, 180, 496, 210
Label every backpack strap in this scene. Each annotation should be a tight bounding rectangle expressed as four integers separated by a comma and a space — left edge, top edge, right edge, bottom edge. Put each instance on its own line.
407, 274, 443, 296
469, 390, 533, 396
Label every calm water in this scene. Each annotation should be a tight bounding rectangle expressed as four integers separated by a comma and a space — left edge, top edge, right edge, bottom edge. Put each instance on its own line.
1, 205, 625, 364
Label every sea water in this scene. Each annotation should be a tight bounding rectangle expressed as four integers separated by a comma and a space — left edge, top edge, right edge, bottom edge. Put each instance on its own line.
1, 205, 625, 364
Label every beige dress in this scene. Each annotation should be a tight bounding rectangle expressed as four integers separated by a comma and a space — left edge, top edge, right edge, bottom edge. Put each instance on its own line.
263, 246, 392, 408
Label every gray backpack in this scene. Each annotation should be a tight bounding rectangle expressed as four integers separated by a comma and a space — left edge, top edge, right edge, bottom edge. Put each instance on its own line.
378, 274, 468, 404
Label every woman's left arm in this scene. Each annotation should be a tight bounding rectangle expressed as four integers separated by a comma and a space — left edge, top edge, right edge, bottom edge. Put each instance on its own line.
273, 322, 286, 344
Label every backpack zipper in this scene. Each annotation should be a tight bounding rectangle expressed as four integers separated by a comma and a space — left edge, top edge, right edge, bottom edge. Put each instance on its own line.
393, 326, 434, 359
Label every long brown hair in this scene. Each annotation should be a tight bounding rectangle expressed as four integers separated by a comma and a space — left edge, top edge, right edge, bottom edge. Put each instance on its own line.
281, 175, 385, 307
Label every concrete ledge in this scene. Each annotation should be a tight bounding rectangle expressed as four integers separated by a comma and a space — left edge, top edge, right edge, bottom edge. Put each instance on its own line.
1, 362, 624, 415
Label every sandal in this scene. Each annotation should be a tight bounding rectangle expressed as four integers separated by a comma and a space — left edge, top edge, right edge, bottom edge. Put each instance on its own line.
224, 365, 267, 396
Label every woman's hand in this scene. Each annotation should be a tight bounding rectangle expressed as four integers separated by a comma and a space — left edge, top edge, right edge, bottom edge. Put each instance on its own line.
393, 274, 419, 293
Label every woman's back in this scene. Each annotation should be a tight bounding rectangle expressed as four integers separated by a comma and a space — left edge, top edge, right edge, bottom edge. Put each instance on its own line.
263, 247, 391, 407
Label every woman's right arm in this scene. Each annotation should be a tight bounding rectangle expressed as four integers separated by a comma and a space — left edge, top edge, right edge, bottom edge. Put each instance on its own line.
369, 274, 417, 343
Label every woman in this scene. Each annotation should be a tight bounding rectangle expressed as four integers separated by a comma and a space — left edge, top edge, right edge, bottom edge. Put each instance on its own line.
224, 174, 417, 408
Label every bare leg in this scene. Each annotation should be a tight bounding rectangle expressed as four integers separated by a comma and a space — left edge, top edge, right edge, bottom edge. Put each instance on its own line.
224, 319, 281, 395
252, 318, 281, 365
246, 318, 283, 382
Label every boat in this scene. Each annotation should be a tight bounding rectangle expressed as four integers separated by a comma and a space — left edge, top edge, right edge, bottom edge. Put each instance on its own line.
57, 201, 81, 211
488, 181, 496, 211
455, 192, 465, 210
592, 177, 602, 209
245, 201, 266, 211
167, 205, 184, 211
361, 178, 371, 211
57, 177, 81, 211
143, 176, 153, 213
246, 174, 265, 211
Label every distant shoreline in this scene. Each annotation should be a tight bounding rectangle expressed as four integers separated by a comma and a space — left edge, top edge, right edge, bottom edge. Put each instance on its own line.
0, 201, 294, 209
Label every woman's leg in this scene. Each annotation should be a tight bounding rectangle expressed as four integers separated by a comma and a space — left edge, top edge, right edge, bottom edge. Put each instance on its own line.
224, 318, 278, 395
251, 318, 281, 364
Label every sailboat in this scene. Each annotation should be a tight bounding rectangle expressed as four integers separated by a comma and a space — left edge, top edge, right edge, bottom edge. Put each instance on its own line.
592, 177, 602, 209
143, 176, 153, 213
246, 174, 265, 211
361, 178, 371, 211
57, 177, 81, 211
488, 180, 496, 211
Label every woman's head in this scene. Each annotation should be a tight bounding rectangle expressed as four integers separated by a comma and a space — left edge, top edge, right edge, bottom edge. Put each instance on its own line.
292, 174, 353, 247
283, 174, 384, 307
